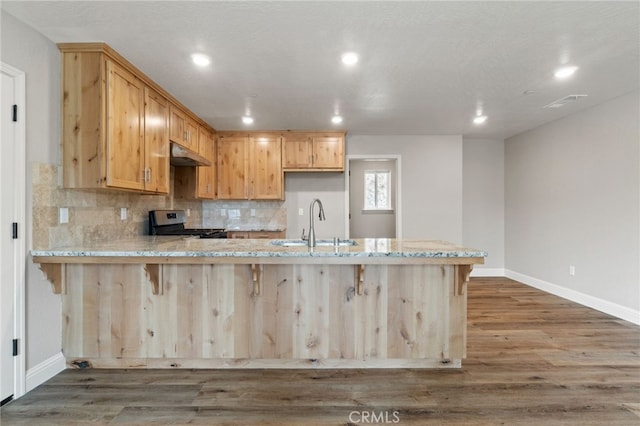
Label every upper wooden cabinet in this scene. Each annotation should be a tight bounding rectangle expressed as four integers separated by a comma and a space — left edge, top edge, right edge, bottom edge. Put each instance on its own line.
217, 133, 283, 200
283, 132, 345, 171
174, 125, 216, 200
169, 105, 199, 152
142, 87, 171, 194
59, 43, 214, 193
104, 60, 146, 191
61, 48, 169, 193
196, 126, 216, 199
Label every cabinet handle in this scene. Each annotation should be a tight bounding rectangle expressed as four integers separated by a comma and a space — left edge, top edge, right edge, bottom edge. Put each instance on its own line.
183, 131, 188, 141
147, 169, 151, 182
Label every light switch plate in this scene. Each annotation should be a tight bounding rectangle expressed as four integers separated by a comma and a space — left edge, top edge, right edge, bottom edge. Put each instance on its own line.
120, 207, 127, 220
298, 208, 304, 216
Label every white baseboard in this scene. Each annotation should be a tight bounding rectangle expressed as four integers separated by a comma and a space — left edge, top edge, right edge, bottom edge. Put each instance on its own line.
470, 267, 505, 277
26, 352, 65, 393
505, 269, 640, 326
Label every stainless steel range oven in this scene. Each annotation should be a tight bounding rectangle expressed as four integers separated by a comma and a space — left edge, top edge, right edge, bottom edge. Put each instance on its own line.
148, 210, 227, 238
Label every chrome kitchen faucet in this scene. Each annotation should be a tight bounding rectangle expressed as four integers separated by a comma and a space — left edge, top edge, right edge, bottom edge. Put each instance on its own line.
308, 198, 326, 247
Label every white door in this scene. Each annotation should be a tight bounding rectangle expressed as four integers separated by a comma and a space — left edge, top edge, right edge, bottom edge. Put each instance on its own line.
1, 65, 23, 404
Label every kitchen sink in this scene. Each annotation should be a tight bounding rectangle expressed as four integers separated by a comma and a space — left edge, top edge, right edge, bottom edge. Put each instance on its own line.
271, 239, 358, 247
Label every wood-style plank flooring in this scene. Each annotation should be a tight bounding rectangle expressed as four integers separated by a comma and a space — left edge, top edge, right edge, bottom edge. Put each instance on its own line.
2, 277, 639, 425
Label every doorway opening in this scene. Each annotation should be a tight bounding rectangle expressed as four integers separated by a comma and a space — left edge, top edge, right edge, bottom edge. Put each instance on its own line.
345, 155, 401, 239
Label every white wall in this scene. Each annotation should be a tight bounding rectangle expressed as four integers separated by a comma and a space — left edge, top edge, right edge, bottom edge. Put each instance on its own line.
285, 135, 464, 242
505, 90, 640, 320
463, 139, 505, 272
1, 10, 62, 369
284, 173, 346, 239
348, 135, 463, 242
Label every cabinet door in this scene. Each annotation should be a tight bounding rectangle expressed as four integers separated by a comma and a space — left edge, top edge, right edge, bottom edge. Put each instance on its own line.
250, 231, 286, 239
250, 135, 283, 200
283, 135, 313, 169
227, 231, 250, 239
143, 87, 170, 194
217, 136, 248, 199
185, 118, 199, 152
169, 105, 187, 147
196, 127, 216, 199
313, 136, 344, 169
105, 60, 145, 190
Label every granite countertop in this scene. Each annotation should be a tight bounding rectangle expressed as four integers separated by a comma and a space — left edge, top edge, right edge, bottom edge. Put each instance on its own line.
31, 237, 487, 263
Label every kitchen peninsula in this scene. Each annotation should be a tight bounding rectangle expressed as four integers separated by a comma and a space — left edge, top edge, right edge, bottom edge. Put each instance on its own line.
32, 238, 486, 369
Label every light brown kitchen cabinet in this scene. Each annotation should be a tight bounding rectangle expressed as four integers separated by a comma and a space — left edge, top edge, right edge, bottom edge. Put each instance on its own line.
59, 43, 212, 194
283, 132, 345, 171
217, 134, 283, 200
142, 87, 170, 194
195, 126, 216, 199
217, 135, 249, 199
105, 60, 145, 191
60, 45, 169, 193
105, 62, 171, 193
227, 230, 286, 239
169, 105, 199, 152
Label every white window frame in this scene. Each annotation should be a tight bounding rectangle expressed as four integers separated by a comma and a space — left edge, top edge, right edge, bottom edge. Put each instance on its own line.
363, 169, 393, 211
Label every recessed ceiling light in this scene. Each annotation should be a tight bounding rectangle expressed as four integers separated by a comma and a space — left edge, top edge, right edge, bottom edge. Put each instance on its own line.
242, 116, 254, 125
191, 53, 211, 67
331, 115, 343, 124
554, 65, 578, 79
473, 115, 488, 125
341, 52, 358, 66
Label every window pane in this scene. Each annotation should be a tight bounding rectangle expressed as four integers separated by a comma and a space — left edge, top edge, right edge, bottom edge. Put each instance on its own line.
363, 170, 391, 210
376, 172, 389, 208
364, 172, 376, 209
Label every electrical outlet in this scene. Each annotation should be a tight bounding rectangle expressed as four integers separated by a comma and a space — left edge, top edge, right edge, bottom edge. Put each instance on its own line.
59, 207, 69, 224
186, 208, 191, 217
250, 209, 256, 217
569, 265, 575, 276
298, 208, 304, 216
220, 209, 227, 217
120, 207, 127, 220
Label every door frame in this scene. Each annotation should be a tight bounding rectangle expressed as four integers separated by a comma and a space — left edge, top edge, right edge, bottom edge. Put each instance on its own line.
345, 155, 402, 239
1, 62, 27, 400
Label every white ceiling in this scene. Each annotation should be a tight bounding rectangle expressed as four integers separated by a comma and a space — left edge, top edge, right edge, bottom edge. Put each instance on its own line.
2, 1, 639, 139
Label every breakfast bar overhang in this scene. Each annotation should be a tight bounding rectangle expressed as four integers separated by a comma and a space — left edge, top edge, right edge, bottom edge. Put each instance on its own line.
32, 238, 486, 369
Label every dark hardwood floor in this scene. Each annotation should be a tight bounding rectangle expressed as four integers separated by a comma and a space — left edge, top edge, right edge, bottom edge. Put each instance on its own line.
2, 277, 639, 425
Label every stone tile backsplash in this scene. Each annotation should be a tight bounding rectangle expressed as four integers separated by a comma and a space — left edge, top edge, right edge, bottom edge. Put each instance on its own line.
32, 163, 202, 249
202, 200, 286, 230
32, 163, 287, 249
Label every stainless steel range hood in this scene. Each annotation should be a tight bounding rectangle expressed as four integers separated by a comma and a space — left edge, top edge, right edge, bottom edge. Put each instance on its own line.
170, 143, 211, 167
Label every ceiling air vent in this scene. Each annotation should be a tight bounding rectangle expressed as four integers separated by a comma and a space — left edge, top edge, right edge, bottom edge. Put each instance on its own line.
543, 94, 588, 108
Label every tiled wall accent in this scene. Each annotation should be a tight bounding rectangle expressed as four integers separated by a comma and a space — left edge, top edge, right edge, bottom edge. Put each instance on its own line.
32, 163, 202, 249
202, 200, 286, 229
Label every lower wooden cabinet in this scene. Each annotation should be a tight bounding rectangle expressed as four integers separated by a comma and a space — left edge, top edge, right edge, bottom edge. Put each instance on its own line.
227, 230, 285, 239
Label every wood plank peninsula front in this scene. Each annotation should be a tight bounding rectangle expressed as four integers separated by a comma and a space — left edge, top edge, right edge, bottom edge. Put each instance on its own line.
32, 238, 486, 369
